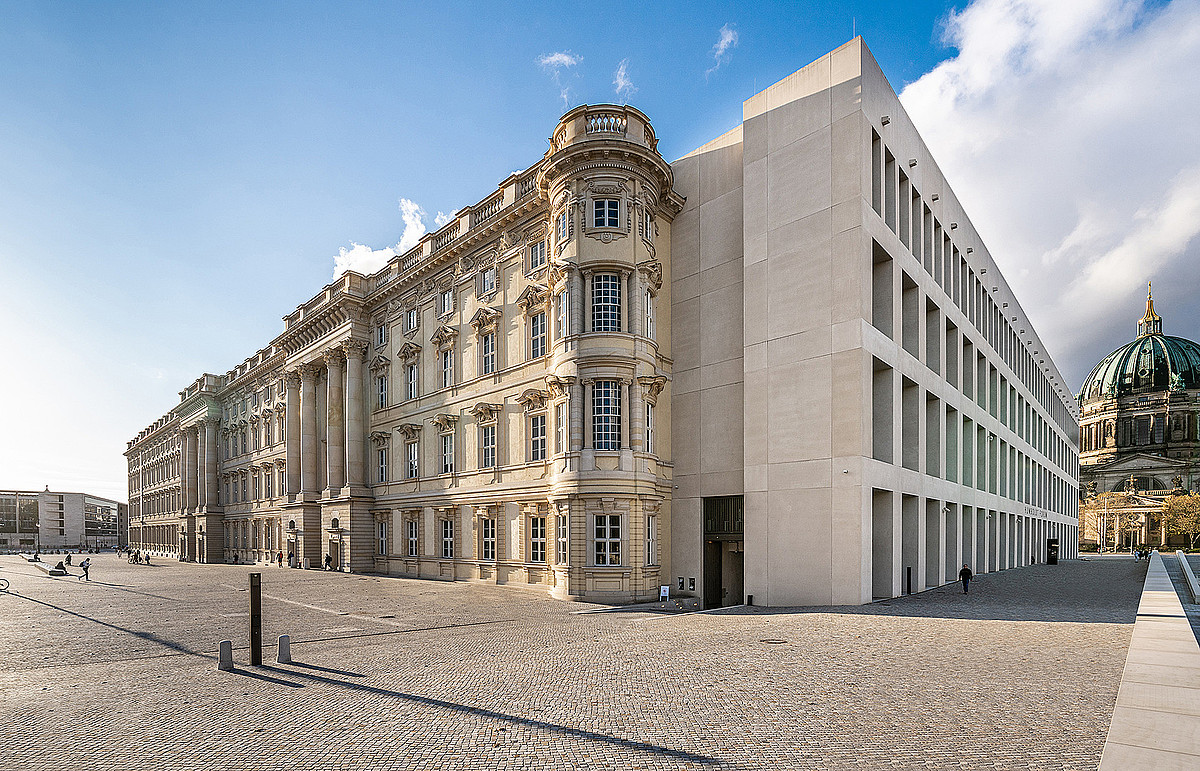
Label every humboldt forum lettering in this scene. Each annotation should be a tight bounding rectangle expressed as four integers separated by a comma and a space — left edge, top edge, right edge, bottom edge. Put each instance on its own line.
125, 40, 1080, 608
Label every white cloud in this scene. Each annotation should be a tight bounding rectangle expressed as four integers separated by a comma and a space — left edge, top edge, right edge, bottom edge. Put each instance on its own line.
707, 23, 739, 76
613, 58, 636, 99
434, 209, 457, 227
899, 0, 1200, 386
332, 197, 428, 277
538, 51, 582, 107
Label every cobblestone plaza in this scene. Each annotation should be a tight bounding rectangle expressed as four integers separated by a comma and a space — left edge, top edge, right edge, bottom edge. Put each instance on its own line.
1, 555, 1142, 769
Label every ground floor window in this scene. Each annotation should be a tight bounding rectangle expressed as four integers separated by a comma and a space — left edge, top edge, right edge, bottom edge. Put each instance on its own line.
530, 516, 546, 562
594, 514, 621, 566
377, 521, 387, 555
441, 519, 454, 559
481, 518, 496, 560
407, 520, 419, 557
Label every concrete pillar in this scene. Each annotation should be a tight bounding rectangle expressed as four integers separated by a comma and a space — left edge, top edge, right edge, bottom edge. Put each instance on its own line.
196, 426, 207, 510
629, 377, 644, 452
619, 378, 631, 451
343, 340, 368, 489
183, 427, 197, 513
204, 418, 219, 509
285, 372, 300, 497
299, 363, 319, 495
628, 268, 640, 337
569, 378, 584, 452
324, 349, 345, 494
570, 268, 584, 335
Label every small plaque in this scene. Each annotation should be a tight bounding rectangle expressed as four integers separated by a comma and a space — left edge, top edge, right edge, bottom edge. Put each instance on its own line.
659, 585, 670, 601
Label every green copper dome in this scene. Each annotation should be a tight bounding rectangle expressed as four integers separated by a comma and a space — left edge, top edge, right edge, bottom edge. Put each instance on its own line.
1080, 286, 1200, 401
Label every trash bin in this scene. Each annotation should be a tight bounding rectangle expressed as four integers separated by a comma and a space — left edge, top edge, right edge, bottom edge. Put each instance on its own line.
1047, 538, 1059, 565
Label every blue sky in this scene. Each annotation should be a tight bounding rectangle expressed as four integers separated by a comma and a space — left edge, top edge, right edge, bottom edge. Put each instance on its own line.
2, 0, 1197, 500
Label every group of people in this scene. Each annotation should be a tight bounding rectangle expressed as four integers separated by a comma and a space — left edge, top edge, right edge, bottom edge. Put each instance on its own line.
120, 548, 151, 565
51, 556, 91, 580
1133, 548, 1154, 561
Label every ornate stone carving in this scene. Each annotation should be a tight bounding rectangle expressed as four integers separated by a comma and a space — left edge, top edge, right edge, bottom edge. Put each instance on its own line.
517, 389, 549, 413
516, 284, 549, 314
341, 339, 369, 359
638, 375, 667, 404
469, 307, 502, 334
322, 348, 345, 366
398, 341, 422, 364
430, 413, 458, 432
545, 375, 576, 398
368, 354, 391, 372
638, 260, 663, 293
469, 402, 503, 423
369, 431, 391, 446
430, 325, 458, 350
395, 423, 422, 441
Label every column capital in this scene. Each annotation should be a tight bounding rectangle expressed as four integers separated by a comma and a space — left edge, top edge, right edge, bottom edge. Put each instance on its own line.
341, 339, 369, 359
297, 362, 320, 380
322, 348, 345, 367
284, 371, 301, 389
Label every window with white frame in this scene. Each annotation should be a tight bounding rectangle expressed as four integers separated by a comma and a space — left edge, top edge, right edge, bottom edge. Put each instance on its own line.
440, 432, 455, 474
440, 349, 453, 388
376, 375, 388, 410
374, 322, 388, 348
439, 288, 454, 317
643, 210, 653, 238
405, 441, 419, 479
407, 519, 418, 556
278, 468, 285, 495
240, 475, 247, 501
441, 519, 454, 559
528, 240, 546, 270
405, 307, 419, 332
252, 425, 260, 451
554, 290, 569, 340
592, 380, 622, 450
240, 429, 247, 454
265, 472, 273, 499
594, 514, 621, 566
406, 364, 418, 400
556, 211, 568, 244
645, 402, 654, 454
592, 273, 621, 332
253, 473, 260, 500
644, 289, 655, 340
530, 414, 546, 462
264, 419, 272, 446
593, 198, 619, 228
646, 514, 658, 565
480, 266, 497, 296
377, 520, 387, 555
529, 311, 546, 359
481, 518, 496, 560
555, 402, 567, 454
480, 424, 496, 468
530, 516, 546, 562
556, 515, 568, 564
481, 332, 496, 375
377, 447, 388, 483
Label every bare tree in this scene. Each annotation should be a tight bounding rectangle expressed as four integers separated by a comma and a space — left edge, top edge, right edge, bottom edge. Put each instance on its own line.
1163, 493, 1200, 549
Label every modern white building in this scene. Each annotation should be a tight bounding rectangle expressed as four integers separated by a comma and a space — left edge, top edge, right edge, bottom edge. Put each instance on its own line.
126, 38, 1079, 608
0, 488, 126, 551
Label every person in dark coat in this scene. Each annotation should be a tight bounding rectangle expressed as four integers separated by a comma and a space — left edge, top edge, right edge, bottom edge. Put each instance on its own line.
959, 563, 973, 593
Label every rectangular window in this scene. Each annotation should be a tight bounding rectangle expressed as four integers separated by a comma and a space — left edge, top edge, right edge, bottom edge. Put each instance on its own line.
643, 210, 653, 238
406, 364, 418, 400
646, 514, 658, 565
375, 323, 388, 348
405, 441, 419, 479
592, 273, 621, 332
594, 514, 621, 566
481, 332, 496, 375
377, 521, 387, 556
253, 474, 260, 500
405, 307, 419, 332
480, 266, 497, 296
530, 312, 546, 359
439, 289, 454, 317
593, 198, 619, 228
645, 402, 654, 453
440, 433, 455, 474
407, 520, 418, 557
441, 519, 454, 559
530, 516, 546, 563
592, 380, 622, 450
377, 447, 388, 484
481, 518, 496, 560
264, 472, 273, 499
240, 430, 247, 454
480, 424, 496, 468
252, 426, 260, 451
278, 468, 285, 496
554, 290, 569, 340
530, 414, 547, 462
528, 240, 546, 270
644, 289, 655, 339
555, 402, 567, 454
556, 515, 568, 564
556, 211, 568, 243
440, 349, 453, 388
264, 419, 273, 446
240, 476, 247, 502
376, 375, 388, 410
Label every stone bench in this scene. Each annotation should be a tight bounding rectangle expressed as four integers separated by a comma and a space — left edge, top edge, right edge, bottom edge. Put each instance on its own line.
32, 562, 69, 577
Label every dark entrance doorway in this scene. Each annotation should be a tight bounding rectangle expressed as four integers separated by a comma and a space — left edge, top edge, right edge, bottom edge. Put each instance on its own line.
703, 496, 744, 609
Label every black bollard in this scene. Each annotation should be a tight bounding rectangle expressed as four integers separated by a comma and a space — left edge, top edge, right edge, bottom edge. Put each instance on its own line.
249, 572, 263, 665
906, 566, 913, 595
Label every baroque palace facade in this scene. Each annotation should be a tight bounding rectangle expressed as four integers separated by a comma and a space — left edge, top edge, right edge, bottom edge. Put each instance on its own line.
127, 39, 1079, 606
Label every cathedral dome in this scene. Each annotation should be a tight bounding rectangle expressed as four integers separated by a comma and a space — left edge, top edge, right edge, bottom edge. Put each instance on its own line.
1079, 286, 1200, 401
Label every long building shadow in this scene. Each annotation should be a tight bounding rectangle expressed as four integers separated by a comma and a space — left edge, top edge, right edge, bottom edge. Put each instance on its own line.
709, 561, 1147, 624
252, 662, 728, 766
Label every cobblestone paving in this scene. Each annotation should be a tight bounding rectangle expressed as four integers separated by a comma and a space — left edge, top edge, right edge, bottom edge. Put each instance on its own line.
0, 555, 1145, 770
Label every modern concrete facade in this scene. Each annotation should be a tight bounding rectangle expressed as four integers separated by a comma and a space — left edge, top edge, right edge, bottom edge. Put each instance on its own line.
670, 38, 1079, 606
0, 488, 126, 551
126, 39, 1078, 607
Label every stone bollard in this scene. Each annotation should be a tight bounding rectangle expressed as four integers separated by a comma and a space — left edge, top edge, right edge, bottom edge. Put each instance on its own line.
277, 634, 292, 664
217, 640, 234, 671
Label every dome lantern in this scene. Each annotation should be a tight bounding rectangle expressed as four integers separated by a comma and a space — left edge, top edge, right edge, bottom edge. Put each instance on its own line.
1138, 282, 1163, 337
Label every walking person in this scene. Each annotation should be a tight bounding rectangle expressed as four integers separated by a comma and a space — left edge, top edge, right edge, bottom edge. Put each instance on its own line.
78, 558, 91, 582
959, 563, 973, 594
323, 553, 332, 571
